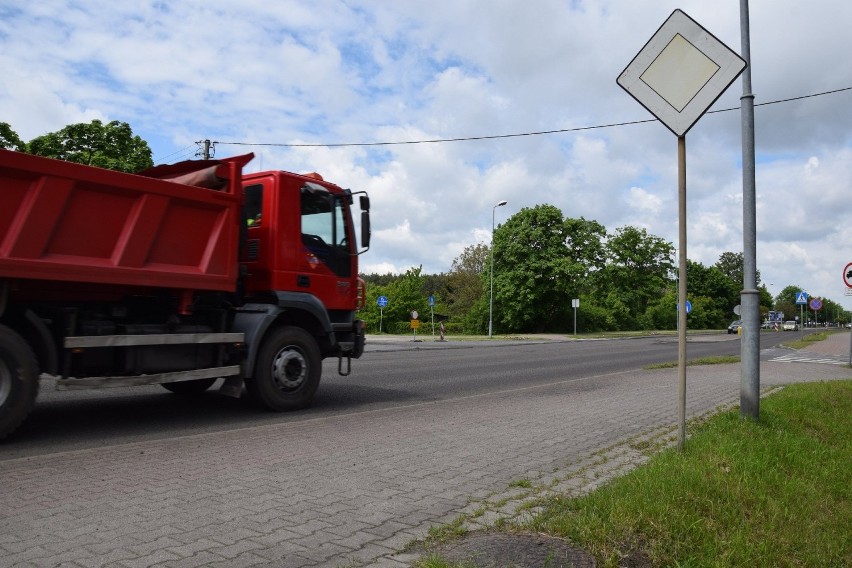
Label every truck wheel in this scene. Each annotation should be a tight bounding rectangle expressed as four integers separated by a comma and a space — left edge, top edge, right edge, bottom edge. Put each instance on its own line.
0, 324, 39, 440
247, 326, 321, 411
161, 378, 217, 395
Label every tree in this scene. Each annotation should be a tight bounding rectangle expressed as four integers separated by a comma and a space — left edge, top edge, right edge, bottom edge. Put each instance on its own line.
563, 216, 607, 286
644, 287, 679, 330
446, 243, 489, 330
359, 267, 430, 333
715, 251, 761, 288
0, 122, 25, 151
758, 285, 773, 314
27, 119, 153, 172
360, 281, 391, 333
361, 273, 399, 287
384, 266, 429, 325
596, 226, 674, 329
492, 204, 572, 332
774, 285, 803, 323
685, 260, 739, 328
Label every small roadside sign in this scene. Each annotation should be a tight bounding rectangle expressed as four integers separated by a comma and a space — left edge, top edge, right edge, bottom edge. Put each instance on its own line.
795, 292, 808, 305
410, 319, 420, 329
377, 295, 388, 308
809, 298, 823, 311
844, 262, 852, 288
428, 295, 435, 307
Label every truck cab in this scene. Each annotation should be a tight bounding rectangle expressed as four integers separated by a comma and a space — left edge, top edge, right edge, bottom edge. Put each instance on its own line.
240, 170, 367, 311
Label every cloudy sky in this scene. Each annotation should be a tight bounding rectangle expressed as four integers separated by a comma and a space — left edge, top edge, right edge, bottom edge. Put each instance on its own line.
2, 1, 851, 310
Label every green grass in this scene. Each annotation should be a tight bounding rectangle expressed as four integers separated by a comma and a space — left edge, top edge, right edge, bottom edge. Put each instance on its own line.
645, 354, 740, 369
523, 381, 852, 567
419, 517, 468, 547
782, 329, 838, 350
414, 555, 477, 568
508, 478, 533, 489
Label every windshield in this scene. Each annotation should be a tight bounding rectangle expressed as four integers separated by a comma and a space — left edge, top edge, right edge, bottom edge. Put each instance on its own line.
301, 184, 351, 277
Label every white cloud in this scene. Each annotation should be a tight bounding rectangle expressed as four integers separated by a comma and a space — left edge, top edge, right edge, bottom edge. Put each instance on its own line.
627, 187, 663, 215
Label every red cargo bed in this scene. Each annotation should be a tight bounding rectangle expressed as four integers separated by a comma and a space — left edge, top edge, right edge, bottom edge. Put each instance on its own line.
0, 150, 252, 293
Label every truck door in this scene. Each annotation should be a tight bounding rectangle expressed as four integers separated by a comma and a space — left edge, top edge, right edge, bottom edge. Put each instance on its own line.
298, 182, 356, 309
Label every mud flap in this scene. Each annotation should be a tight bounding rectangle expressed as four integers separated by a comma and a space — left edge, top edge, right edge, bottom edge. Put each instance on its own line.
218, 376, 244, 398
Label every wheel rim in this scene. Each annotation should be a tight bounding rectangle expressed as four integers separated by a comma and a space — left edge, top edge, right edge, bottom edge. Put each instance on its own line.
0, 358, 11, 407
270, 346, 308, 391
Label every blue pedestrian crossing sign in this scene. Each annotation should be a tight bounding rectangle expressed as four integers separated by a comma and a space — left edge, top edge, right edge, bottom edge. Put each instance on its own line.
795, 291, 808, 305
377, 295, 388, 308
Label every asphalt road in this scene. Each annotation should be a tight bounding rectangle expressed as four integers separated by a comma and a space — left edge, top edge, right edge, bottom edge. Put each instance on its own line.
0, 331, 796, 460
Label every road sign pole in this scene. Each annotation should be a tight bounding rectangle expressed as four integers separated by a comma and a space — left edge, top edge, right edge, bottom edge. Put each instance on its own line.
573, 307, 577, 336
377, 295, 389, 334
571, 298, 579, 336
677, 135, 688, 452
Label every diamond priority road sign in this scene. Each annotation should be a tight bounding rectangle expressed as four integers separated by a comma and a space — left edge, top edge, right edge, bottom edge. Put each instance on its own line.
617, 9, 746, 137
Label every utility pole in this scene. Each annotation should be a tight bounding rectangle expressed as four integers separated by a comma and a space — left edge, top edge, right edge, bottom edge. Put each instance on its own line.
196, 139, 213, 160
739, 0, 760, 421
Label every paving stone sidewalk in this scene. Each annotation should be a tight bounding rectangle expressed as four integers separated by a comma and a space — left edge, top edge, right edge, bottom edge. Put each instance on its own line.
2, 334, 850, 568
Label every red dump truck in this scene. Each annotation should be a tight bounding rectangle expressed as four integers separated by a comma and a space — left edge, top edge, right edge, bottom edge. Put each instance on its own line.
0, 148, 370, 439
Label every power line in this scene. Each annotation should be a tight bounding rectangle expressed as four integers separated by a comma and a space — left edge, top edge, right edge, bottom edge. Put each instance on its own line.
213, 86, 852, 149
153, 144, 198, 164
709, 85, 852, 114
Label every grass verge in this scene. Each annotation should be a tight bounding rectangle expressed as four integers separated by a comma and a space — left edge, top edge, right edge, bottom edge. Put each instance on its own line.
782, 329, 838, 350
523, 380, 852, 567
645, 354, 740, 369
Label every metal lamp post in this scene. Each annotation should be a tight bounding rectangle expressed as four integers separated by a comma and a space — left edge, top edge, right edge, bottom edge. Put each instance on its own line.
489, 200, 507, 338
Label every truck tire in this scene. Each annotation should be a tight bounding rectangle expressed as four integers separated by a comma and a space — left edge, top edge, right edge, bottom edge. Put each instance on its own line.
161, 378, 217, 395
246, 325, 321, 411
0, 324, 39, 440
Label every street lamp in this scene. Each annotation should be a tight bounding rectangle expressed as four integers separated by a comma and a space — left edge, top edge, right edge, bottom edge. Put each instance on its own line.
489, 200, 508, 338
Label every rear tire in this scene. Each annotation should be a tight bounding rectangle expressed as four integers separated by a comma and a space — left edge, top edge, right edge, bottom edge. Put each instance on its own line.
161, 378, 217, 395
246, 326, 321, 411
0, 324, 39, 440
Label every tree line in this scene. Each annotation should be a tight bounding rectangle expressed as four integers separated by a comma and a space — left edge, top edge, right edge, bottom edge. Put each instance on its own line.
1, 120, 153, 172
360, 204, 850, 334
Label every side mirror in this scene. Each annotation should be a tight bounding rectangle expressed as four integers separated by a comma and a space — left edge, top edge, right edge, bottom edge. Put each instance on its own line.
360, 195, 370, 211
360, 210, 371, 249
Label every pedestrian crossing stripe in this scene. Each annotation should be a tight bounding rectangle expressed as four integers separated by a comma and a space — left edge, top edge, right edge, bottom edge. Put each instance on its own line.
770, 354, 846, 366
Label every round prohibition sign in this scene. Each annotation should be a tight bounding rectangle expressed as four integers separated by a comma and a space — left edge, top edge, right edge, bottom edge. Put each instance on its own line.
844, 262, 852, 288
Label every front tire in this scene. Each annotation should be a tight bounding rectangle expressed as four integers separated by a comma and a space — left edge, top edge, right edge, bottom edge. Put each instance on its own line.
0, 324, 39, 440
246, 326, 321, 411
